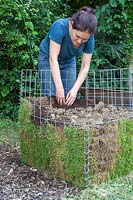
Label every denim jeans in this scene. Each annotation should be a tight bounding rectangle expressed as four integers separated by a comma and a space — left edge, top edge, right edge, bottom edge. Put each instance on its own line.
38, 51, 76, 96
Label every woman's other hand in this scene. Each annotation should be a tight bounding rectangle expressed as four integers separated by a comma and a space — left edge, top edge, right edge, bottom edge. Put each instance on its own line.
65, 89, 77, 106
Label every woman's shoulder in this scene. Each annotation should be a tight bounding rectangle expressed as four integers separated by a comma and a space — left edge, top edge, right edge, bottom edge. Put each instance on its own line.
49, 18, 69, 36
51, 18, 69, 29
54, 18, 69, 25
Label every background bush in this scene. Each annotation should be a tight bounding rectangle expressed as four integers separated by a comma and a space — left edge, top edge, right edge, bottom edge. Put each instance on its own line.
0, 0, 69, 119
0, 0, 132, 119
92, 0, 133, 70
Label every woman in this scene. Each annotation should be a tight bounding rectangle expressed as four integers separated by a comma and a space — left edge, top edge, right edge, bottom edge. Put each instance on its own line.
38, 6, 97, 106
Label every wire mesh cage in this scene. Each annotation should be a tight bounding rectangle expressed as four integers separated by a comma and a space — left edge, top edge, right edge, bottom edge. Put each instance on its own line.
19, 68, 133, 187
20, 68, 133, 108
85, 67, 133, 108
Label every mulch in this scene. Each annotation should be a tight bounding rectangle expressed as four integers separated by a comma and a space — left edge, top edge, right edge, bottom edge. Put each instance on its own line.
0, 144, 80, 200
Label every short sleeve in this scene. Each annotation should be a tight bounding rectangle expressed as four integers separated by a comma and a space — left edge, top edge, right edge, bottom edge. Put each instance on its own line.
49, 20, 65, 45
83, 35, 95, 54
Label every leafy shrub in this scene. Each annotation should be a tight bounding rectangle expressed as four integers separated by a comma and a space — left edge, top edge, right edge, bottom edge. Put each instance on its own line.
92, 0, 133, 70
0, 0, 69, 119
1, 0, 132, 119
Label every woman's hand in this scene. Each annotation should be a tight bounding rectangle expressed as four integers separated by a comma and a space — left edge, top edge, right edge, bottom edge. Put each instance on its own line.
56, 87, 65, 106
65, 89, 78, 106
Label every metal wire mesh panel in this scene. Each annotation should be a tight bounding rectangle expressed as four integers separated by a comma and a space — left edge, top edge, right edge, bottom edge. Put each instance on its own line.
20, 69, 41, 97
20, 69, 76, 98
20, 68, 133, 108
85, 68, 133, 108
19, 68, 133, 187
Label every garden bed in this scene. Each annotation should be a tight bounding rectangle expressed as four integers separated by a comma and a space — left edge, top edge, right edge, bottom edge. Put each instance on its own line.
18, 97, 133, 187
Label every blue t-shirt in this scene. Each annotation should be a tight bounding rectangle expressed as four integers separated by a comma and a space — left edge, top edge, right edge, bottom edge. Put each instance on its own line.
39, 18, 94, 62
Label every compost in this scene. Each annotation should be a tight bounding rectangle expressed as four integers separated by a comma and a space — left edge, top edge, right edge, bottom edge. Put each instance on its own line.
29, 97, 133, 129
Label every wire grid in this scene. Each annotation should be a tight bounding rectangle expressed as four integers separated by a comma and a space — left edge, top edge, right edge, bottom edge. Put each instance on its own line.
20, 68, 133, 187
20, 68, 133, 108
83, 121, 119, 186
85, 67, 133, 108
20, 69, 76, 98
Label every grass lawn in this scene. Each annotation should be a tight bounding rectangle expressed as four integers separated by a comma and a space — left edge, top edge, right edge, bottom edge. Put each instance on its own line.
0, 118, 19, 147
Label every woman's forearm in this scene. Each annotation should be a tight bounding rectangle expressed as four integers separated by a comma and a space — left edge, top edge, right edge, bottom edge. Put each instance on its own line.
72, 53, 92, 92
49, 57, 63, 90
72, 65, 89, 92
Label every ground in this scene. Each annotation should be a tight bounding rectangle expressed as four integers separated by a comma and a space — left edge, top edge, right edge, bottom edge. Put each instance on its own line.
0, 143, 132, 200
0, 144, 80, 200
0, 99, 133, 199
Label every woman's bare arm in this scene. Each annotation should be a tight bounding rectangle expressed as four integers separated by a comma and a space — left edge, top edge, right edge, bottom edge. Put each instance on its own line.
49, 39, 65, 105
66, 53, 92, 106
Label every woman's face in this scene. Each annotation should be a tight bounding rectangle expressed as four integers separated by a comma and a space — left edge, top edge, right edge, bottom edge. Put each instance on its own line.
69, 21, 90, 48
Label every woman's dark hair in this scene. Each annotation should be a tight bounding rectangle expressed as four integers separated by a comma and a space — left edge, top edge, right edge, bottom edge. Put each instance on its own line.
71, 6, 97, 34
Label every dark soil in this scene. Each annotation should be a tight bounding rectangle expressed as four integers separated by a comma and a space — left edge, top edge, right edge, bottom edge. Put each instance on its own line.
28, 97, 133, 129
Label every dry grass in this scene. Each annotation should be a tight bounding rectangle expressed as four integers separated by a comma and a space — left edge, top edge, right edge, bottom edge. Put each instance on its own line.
66, 172, 133, 200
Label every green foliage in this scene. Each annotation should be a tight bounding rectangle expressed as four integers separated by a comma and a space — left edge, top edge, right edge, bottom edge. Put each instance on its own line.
0, 0, 69, 119
0, 68, 20, 120
92, 0, 133, 70
1, 0, 37, 69
66, 0, 108, 13
0, 0, 68, 69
